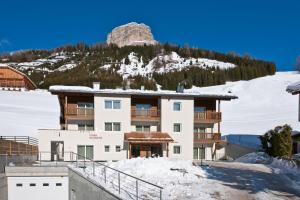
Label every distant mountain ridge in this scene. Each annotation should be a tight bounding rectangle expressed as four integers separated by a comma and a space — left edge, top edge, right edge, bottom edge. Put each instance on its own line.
0, 42, 276, 90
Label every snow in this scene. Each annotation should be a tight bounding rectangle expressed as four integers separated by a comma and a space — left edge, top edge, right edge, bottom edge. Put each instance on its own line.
56, 63, 77, 72
187, 71, 300, 135
287, 80, 300, 93
49, 85, 93, 92
1, 72, 300, 137
71, 157, 211, 200
102, 52, 235, 79
0, 90, 59, 137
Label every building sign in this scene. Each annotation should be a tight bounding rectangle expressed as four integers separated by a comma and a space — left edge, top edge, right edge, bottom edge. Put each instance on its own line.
89, 133, 102, 139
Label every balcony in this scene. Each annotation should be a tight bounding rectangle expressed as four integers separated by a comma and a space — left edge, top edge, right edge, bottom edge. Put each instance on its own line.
131, 108, 160, 122
194, 133, 221, 143
194, 111, 221, 123
65, 107, 94, 120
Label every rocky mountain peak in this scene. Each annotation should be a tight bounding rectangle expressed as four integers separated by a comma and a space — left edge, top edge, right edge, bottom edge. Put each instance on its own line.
107, 22, 158, 47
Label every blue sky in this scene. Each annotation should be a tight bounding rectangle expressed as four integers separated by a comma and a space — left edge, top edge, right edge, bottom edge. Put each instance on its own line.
0, 0, 299, 71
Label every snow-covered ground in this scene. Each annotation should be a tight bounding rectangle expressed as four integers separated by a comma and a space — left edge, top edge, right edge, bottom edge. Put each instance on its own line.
0, 71, 300, 137
0, 90, 59, 137
71, 155, 300, 200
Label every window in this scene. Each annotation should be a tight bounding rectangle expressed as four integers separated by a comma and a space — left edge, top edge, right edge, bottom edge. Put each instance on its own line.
173, 102, 181, 111
173, 146, 181, 154
86, 145, 94, 159
105, 100, 121, 109
56, 183, 62, 186
78, 122, 94, 131
105, 122, 121, 131
77, 102, 94, 109
105, 123, 112, 131
194, 127, 206, 133
16, 183, 22, 187
113, 122, 121, 131
173, 123, 181, 132
77, 145, 94, 160
29, 183, 36, 187
195, 107, 206, 113
116, 145, 121, 152
136, 125, 150, 132
105, 145, 110, 152
43, 183, 49, 186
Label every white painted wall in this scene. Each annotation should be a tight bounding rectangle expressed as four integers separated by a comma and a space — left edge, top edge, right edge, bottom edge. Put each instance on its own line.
161, 97, 194, 160
7, 176, 68, 200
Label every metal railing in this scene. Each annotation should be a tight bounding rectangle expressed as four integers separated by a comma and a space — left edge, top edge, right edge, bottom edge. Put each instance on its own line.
5, 151, 163, 200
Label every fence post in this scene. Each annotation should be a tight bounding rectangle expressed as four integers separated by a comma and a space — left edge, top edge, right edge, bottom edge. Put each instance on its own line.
93, 161, 95, 176
160, 189, 162, 200
136, 180, 138, 200
118, 172, 120, 194
84, 157, 86, 171
104, 167, 106, 183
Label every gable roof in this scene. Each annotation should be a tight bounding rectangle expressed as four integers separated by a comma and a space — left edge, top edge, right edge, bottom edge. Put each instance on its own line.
0, 64, 37, 89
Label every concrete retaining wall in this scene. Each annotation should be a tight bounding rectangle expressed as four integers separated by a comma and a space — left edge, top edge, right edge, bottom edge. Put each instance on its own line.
68, 168, 121, 200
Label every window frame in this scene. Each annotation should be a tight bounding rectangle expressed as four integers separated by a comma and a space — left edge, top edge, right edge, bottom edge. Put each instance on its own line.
173, 146, 181, 154
105, 122, 121, 131
105, 100, 121, 109
173, 102, 181, 111
116, 145, 121, 152
173, 123, 181, 133
104, 145, 110, 152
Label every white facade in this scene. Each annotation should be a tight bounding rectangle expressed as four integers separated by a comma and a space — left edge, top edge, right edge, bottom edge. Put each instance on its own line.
39, 89, 232, 161
160, 97, 194, 160
7, 176, 68, 200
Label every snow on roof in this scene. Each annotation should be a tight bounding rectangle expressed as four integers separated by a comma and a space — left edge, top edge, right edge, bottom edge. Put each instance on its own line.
49, 85, 238, 100
286, 81, 300, 94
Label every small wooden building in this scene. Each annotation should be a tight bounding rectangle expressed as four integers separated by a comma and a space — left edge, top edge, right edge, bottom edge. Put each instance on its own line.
0, 65, 37, 90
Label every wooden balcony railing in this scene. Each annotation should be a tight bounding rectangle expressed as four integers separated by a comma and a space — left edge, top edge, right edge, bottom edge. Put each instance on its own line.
131, 108, 160, 122
194, 133, 221, 143
66, 108, 94, 119
194, 111, 221, 123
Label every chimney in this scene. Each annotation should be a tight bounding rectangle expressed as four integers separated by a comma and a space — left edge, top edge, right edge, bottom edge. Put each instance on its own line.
176, 83, 184, 93
93, 82, 100, 90
141, 85, 145, 91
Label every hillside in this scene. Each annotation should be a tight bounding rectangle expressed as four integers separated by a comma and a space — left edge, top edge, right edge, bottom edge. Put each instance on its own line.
0, 43, 276, 90
0, 72, 299, 137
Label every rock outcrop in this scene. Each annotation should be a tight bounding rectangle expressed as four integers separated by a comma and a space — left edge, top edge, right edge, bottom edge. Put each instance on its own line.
107, 22, 158, 47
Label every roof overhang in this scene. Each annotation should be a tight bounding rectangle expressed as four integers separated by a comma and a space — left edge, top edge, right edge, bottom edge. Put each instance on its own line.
286, 81, 300, 95
124, 132, 174, 143
49, 85, 238, 100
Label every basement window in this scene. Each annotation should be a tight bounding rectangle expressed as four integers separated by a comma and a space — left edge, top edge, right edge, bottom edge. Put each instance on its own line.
56, 183, 62, 186
43, 183, 49, 186
29, 183, 36, 187
16, 183, 22, 187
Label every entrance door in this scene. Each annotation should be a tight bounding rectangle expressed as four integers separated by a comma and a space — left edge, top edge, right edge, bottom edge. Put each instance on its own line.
51, 141, 64, 161
151, 145, 162, 157
193, 147, 205, 160
131, 145, 140, 158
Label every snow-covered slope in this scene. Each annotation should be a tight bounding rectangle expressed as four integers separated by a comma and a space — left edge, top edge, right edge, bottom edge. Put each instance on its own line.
0, 90, 59, 137
0, 72, 299, 137
102, 52, 236, 79
187, 71, 300, 134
